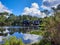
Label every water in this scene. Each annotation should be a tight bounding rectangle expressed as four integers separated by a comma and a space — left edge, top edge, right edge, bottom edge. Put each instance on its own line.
0, 26, 42, 44
0, 36, 3, 42
0, 36, 6, 44
0, 32, 43, 44
12, 32, 43, 44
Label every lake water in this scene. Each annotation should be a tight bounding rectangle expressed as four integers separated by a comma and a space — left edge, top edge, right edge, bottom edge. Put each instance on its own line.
0, 26, 42, 44
0, 32, 43, 44
12, 32, 43, 44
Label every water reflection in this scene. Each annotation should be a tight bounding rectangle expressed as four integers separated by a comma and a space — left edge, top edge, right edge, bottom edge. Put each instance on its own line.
0, 26, 40, 34
0, 26, 41, 44
0, 32, 43, 44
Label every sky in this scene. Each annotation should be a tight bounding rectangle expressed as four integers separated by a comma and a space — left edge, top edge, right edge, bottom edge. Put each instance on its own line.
0, 0, 42, 15
0, 0, 60, 17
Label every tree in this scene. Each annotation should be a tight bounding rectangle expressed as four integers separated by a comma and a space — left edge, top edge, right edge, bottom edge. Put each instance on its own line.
57, 4, 60, 10
4, 40, 10, 45
5, 14, 16, 26
3, 36, 24, 45
19, 38, 24, 45
0, 15, 6, 26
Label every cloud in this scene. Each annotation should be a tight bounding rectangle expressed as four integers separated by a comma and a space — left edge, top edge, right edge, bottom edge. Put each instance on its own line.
42, 0, 60, 8
0, 1, 12, 13
31, 3, 39, 9
22, 3, 46, 18
41, 0, 59, 16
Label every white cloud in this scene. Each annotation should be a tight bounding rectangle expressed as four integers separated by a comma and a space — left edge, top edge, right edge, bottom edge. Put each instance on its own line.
31, 3, 39, 9
22, 3, 46, 18
42, 0, 60, 8
0, 1, 12, 13
41, 5, 51, 10
41, 0, 59, 16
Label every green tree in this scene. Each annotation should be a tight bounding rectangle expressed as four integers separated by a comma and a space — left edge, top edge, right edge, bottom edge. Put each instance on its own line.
19, 38, 24, 45
4, 39, 10, 45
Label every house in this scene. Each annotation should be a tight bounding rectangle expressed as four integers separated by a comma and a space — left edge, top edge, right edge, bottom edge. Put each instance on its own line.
22, 20, 30, 26
33, 20, 40, 25
32, 20, 40, 30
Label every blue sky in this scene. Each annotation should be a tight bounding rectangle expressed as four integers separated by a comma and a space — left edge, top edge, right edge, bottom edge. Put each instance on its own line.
0, 0, 60, 17
0, 0, 43, 15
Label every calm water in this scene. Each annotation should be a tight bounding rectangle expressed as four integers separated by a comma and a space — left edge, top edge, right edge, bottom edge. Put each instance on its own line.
12, 32, 43, 44
0, 32, 42, 44
0, 26, 40, 33
0, 26, 42, 44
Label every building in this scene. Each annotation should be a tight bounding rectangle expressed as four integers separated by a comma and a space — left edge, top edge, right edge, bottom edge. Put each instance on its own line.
22, 20, 30, 26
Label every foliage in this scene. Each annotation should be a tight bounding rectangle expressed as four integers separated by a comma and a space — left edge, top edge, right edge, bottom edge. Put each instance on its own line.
3, 36, 24, 45
31, 11, 60, 45
0, 10, 60, 45
39, 39, 51, 45
30, 30, 45, 36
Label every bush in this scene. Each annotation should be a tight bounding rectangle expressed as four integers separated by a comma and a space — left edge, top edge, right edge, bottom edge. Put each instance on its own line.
3, 36, 24, 45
